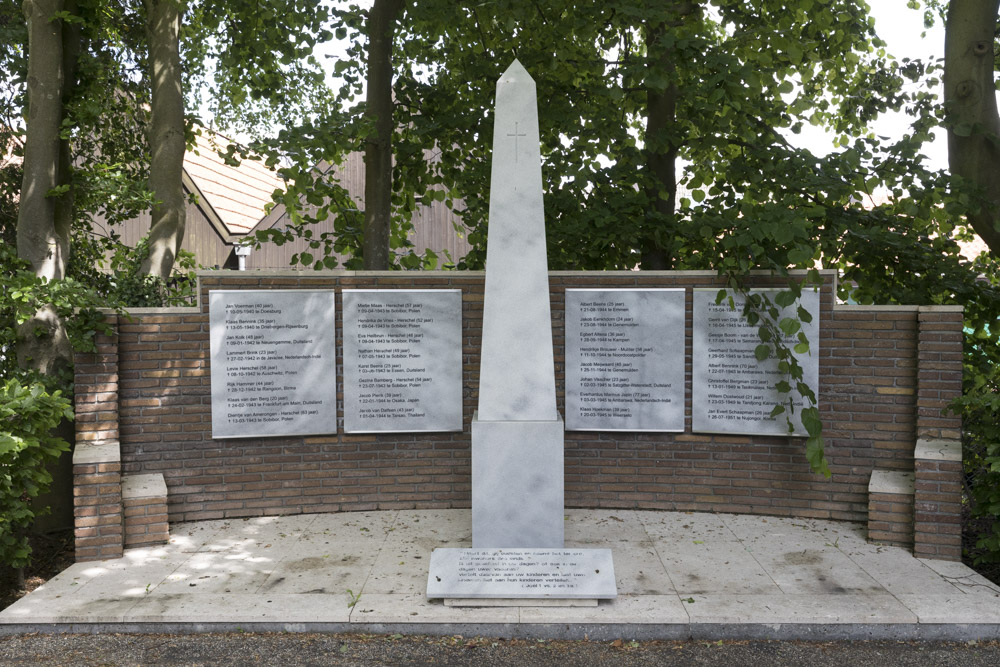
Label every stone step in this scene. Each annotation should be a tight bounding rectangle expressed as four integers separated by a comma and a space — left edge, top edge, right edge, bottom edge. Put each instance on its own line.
122, 473, 169, 548
867, 469, 915, 548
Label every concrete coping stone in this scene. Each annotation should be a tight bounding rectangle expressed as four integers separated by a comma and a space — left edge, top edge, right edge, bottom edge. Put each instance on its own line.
72, 441, 121, 465
914, 439, 963, 462
194, 268, 836, 279
869, 469, 915, 496
122, 473, 168, 500
123, 307, 199, 314
917, 305, 964, 313
836, 305, 920, 312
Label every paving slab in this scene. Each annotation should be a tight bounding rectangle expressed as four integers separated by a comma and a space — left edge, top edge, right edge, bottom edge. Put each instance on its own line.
917, 558, 1000, 595
127, 592, 352, 624
598, 541, 677, 595
167, 520, 230, 553
565, 510, 650, 545
364, 510, 470, 595
2, 508, 999, 640
838, 542, 964, 596
894, 593, 1000, 624
638, 510, 740, 544
518, 594, 688, 624
654, 543, 782, 595
1, 593, 142, 625
749, 546, 885, 595
350, 593, 519, 624
682, 593, 919, 624
153, 550, 278, 595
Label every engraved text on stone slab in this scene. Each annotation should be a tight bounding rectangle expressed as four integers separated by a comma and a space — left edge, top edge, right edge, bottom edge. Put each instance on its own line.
565, 289, 685, 431
427, 548, 617, 599
209, 290, 337, 438
343, 289, 463, 433
692, 288, 820, 435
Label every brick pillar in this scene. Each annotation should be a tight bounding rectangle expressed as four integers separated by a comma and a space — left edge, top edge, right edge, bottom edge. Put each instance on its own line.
72, 315, 124, 561
913, 306, 963, 561
72, 443, 123, 561
74, 318, 120, 446
913, 440, 963, 560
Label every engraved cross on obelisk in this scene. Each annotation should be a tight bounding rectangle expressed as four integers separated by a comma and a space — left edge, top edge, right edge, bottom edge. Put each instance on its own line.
507, 122, 526, 162
472, 59, 564, 548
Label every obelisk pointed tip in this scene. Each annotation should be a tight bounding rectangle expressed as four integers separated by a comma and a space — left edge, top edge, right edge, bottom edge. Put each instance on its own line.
500, 58, 533, 83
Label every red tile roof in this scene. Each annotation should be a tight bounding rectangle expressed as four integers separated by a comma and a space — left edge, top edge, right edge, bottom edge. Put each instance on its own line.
184, 131, 284, 234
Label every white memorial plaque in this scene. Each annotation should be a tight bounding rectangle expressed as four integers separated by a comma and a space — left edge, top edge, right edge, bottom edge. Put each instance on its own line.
209, 290, 337, 438
565, 289, 685, 431
692, 288, 820, 435
343, 289, 462, 433
427, 548, 617, 599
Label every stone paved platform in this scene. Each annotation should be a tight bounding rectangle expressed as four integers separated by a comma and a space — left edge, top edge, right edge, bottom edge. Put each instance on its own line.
2, 509, 999, 640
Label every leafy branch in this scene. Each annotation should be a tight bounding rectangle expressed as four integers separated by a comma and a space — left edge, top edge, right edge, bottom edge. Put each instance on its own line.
717, 271, 828, 477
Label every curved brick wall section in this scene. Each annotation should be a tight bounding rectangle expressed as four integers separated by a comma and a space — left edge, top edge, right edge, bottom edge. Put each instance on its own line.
73, 270, 958, 528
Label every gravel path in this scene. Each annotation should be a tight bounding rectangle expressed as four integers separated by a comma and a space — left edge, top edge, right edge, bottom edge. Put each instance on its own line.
1, 634, 999, 666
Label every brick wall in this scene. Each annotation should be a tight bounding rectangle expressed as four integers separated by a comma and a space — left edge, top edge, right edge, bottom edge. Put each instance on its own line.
73, 324, 124, 560
72, 270, 960, 531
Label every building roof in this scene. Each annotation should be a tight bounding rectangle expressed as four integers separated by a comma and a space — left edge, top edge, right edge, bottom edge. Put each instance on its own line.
184, 131, 284, 234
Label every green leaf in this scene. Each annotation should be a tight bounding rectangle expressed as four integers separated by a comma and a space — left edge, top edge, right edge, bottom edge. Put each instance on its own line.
754, 344, 771, 361
774, 291, 797, 308
779, 318, 801, 336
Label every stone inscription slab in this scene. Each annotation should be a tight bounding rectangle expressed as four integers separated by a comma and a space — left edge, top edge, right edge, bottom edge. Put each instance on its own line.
565, 289, 685, 431
426, 548, 617, 599
343, 290, 462, 433
692, 288, 820, 435
209, 290, 337, 439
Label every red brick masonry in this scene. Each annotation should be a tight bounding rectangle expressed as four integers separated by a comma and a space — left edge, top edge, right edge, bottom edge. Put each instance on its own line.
71, 270, 965, 561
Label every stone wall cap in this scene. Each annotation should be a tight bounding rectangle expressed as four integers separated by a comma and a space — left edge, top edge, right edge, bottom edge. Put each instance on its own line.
835, 304, 921, 312
122, 473, 168, 499
73, 441, 121, 465
124, 307, 199, 315
915, 438, 963, 462
869, 469, 915, 495
917, 305, 964, 313
195, 268, 835, 279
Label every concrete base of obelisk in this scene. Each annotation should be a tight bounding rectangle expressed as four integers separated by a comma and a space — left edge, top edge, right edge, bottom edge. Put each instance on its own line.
471, 411, 564, 548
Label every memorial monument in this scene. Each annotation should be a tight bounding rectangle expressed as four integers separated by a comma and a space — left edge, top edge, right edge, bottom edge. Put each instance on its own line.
471, 59, 565, 549
427, 60, 615, 603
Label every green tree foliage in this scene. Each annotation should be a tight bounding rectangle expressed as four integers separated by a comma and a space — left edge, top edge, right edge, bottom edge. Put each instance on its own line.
384, 1, 892, 272
0, 379, 72, 572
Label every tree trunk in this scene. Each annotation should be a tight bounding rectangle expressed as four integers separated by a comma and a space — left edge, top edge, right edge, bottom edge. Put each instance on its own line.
362, 0, 404, 270
17, 0, 75, 378
944, 0, 1000, 255
141, 0, 187, 280
54, 0, 80, 276
641, 14, 677, 271
18, 0, 68, 281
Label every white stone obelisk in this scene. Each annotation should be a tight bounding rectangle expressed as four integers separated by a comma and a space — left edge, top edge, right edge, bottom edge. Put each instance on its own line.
472, 60, 564, 548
